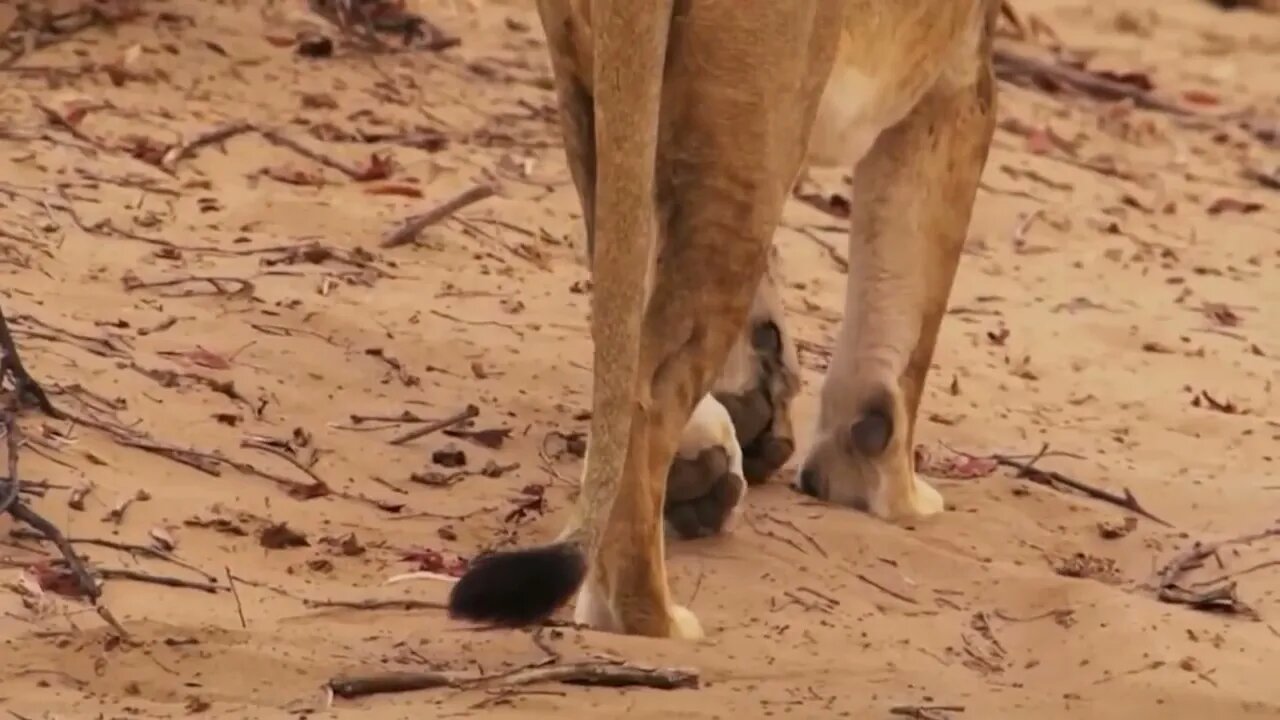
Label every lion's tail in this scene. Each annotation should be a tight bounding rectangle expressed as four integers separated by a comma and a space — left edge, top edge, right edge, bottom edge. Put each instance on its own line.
447, 0, 674, 628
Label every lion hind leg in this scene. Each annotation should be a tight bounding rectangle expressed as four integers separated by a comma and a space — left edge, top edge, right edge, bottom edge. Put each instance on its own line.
797, 22, 998, 521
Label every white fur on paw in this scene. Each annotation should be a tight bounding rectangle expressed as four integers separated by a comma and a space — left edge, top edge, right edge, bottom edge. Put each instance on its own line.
910, 474, 946, 518
721, 474, 748, 535
675, 394, 748, 537
670, 604, 704, 640
572, 581, 616, 630
678, 394, 742, 460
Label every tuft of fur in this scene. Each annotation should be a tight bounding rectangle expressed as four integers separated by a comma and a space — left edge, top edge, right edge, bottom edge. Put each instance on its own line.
447, 542, 586, 627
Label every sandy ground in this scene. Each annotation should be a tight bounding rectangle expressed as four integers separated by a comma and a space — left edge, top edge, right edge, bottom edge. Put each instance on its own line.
2, 1, 1279, 718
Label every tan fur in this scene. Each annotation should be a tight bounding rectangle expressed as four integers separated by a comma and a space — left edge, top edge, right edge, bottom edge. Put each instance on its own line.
536, 0, 999, 638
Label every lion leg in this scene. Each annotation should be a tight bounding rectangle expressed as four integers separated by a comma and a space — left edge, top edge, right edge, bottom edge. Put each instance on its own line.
664, 253, 802, 538
576, 3, 846, 636
796, 51, 997, 519
538, 0, 766, 542
663, 393, 747, 540
710, 247, 802, 485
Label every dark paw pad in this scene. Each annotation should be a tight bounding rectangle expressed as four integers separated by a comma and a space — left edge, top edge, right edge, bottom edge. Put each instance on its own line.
714, 387, 793, 484
664, 447, 744, 540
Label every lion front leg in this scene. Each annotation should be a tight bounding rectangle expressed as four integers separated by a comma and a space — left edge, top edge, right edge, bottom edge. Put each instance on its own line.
662, 246, 802, 540
796, 54, 997, 521
711, 245, 802, 486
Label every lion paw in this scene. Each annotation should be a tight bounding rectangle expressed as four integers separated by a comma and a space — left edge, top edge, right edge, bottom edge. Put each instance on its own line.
669, 603, 704, 640
908, 474, 945, 518
664, 394, 747, 540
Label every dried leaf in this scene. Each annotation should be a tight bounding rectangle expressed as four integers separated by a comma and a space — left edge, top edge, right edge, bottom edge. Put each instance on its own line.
401, 547, 469, 576
1097, 517, 1138, 539
184, 516, 248, 536
1206, 197, 1263, 215
186, 347, 233, 370
914, 445, 999, 480
150, 527, 178, 551
26, 561, 92, 599
119, 134, 170, 165
1024, 127, 1056, 155
259, 522, 310, 549
1182, 89, 1220, 106
1193, 390, 1243, 415
1202, 303, 1242, 327
299, 92, 338, 110
431, 443, 467, 468
352, 152, 394, 181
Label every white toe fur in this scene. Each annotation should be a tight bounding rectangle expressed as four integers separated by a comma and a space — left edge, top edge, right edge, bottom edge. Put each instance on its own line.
676, 394, 748, 530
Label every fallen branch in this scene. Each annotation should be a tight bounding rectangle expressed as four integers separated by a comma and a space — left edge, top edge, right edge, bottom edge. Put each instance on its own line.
381, 185, 496, 249
1153, 528, 1280, 617
159, 121, 255, 172
259, 128, 373, 180
328, 660, 699, 699
0, 305, 104, 615
855, 574, 919, 605
388, 404, 479, 446
993, 47, 1195, 117
790, 225, 848, 274
96, 567, 223, 594
988, 445, 1171, 527
7, 527, 217, 582
122, 274, 256, 298
306, 597, 447, 612
0, 305, 61, 417
226, 567, 248, 628
0, 413, 19, 514
890, 705, 966, 720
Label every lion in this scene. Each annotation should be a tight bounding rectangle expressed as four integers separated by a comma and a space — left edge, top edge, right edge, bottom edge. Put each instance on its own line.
447, 0, 999, 639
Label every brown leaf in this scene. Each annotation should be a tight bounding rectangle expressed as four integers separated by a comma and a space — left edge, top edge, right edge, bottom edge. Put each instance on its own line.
352, 152, 395, 182
431, 443, 468, 468
338, 534, 366, 556
119, 134, 170, 165
914, 445, 999, 480
401, 547, 469, 576
1097, 517, 1138, 539
1207, 197, 1263, 215
364, 183, 423, 198
186, 347, 233, 370
150, 527, 178, 551
287, 482, 330, 501
299, 92, 338, 110
1092, 69, 1154, 91
184, 516, 248, 536
1024, 127, 1056, 155
26, 561, 92, 599
1202, 303, 1242, 327
259, 522, 310, 549
1182, 89, 1220, 106
1193, 390, 1243, 415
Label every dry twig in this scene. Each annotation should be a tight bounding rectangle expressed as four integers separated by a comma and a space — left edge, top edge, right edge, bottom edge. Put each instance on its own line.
328, 660, 698, 699
1154, 528, 1280, 617
980, 444, 1171, 527
389, 404, 479, 446
381, 185, 496, 248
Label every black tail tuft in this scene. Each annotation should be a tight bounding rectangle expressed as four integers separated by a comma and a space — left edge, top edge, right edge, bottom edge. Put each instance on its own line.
447, 542, 586, 627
